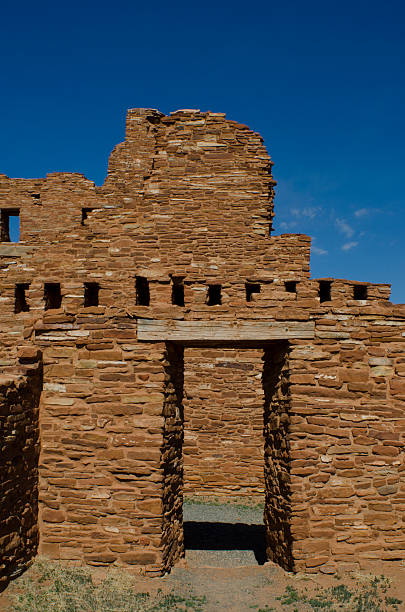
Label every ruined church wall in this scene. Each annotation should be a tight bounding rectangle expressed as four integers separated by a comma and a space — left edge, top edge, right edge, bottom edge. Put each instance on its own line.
0, 108, 404, 576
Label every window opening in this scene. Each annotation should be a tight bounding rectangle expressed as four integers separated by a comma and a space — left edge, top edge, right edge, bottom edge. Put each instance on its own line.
319, 280, 332, 303
1, 209, 20, 242
81, 208, 94, 225
15, 283, 29, 313
84, 282, 99, 307
31, 193, 41, 205
44, 283, 62, 310
171, 277, 185, 307
353, 285, 367, 300
136, 276, 150, 306
245, 282, 261, 302
207, 284, 222, 306
285, 281, 297, 294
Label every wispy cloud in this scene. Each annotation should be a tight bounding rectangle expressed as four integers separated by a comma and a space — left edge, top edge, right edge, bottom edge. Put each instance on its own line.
291, 206, 321, 219
312, 246, 328, 255
278, 220, 298, 231
354, 207, 382, 218
342, 241, 358, 251
354, 208, 370, 218
336, 218, 355, 238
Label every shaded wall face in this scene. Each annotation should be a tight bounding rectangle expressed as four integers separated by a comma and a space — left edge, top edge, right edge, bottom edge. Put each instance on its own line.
183, 347, 265, 497
0, 370, 41, 589
263, 344, 292, 570
161, 343, 184, 572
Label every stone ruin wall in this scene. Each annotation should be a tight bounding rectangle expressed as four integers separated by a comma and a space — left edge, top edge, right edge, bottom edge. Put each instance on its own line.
0, 108, 404, 580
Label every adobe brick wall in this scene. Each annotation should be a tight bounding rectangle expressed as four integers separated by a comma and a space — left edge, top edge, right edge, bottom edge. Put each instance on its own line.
0, 108, 404, 577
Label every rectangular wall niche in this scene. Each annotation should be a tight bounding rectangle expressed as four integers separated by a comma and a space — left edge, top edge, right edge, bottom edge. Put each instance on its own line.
207, 284, 221, 306
246, 282, 261, 302
353, 285, 367, 300
319, 280, 332, 303
285, 281, 297, 294
15, 283, 30, 313
81, 208, 94, 225
1, 209, 20, 242
44, 283, 62, 310
84, 282, 99, 307
159, 340, 292, 574
171, 277, 185, 307
136, 276, 150, 306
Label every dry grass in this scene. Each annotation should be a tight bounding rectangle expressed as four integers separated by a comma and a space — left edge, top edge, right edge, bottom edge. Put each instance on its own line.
7, 558, 206, 612
253, 574, 403, 611
4, 555, 404, 611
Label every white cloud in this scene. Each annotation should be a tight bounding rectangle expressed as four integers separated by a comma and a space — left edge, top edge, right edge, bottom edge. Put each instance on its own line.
278, 220, 298, 231
312, 246, 328, 255
354, 208, 369, 217
336, 218, 355, 238
354, 207, 382, 217
291, 206, 321, 219
342, 241, 358, 251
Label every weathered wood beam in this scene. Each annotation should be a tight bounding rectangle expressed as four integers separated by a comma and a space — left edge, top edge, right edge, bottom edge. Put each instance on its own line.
137, 319, 315, 341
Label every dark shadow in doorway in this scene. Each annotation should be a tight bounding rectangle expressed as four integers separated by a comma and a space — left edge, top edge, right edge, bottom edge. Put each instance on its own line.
184, 521, 267, 565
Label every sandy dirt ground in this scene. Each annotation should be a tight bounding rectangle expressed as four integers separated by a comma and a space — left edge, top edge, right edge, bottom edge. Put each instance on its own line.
1, 501, 404, 611
1, 560, 404, 611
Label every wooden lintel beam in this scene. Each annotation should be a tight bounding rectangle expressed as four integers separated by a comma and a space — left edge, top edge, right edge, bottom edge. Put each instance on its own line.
137, 319, 315, 342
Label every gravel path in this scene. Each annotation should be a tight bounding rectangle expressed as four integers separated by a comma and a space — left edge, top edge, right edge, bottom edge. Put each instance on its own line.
183, 501, 264, 525
163, 565, 280, 612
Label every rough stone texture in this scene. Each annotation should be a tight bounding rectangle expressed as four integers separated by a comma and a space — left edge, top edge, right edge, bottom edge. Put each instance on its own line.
183, 347, 265, 496
0, 108, 404, 578
0, 360, 42, 589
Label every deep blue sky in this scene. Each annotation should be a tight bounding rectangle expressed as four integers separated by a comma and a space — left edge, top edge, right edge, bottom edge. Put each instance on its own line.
1, 0, 404, 301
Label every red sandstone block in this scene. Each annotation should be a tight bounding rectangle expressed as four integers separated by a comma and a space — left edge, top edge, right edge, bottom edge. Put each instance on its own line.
317, 486, 356, 499
121, 550, 158, 564
84, 552, 117, 564
17, 346, 41, 362
305, 556, 330, 568
41, 542, 61, 556
372, 445, 400, 456
42, 508, 66, 523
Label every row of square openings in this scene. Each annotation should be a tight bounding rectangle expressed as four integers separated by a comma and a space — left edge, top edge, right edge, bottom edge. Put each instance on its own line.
14, 279, 368, 312
318, 281, 367, 302
14, 283, 100, 313
136, 278, 368, 306
135, 277, 225, 307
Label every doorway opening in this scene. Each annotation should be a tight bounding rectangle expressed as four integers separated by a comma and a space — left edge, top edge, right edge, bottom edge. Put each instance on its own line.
160, 341, 293, 573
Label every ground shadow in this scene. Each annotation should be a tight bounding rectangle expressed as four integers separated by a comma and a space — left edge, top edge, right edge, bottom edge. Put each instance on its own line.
184, 521, 267, 565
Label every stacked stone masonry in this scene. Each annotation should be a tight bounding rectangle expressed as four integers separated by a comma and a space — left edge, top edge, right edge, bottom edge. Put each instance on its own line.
0, 354, 42, 588
0, 108, 404, 580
